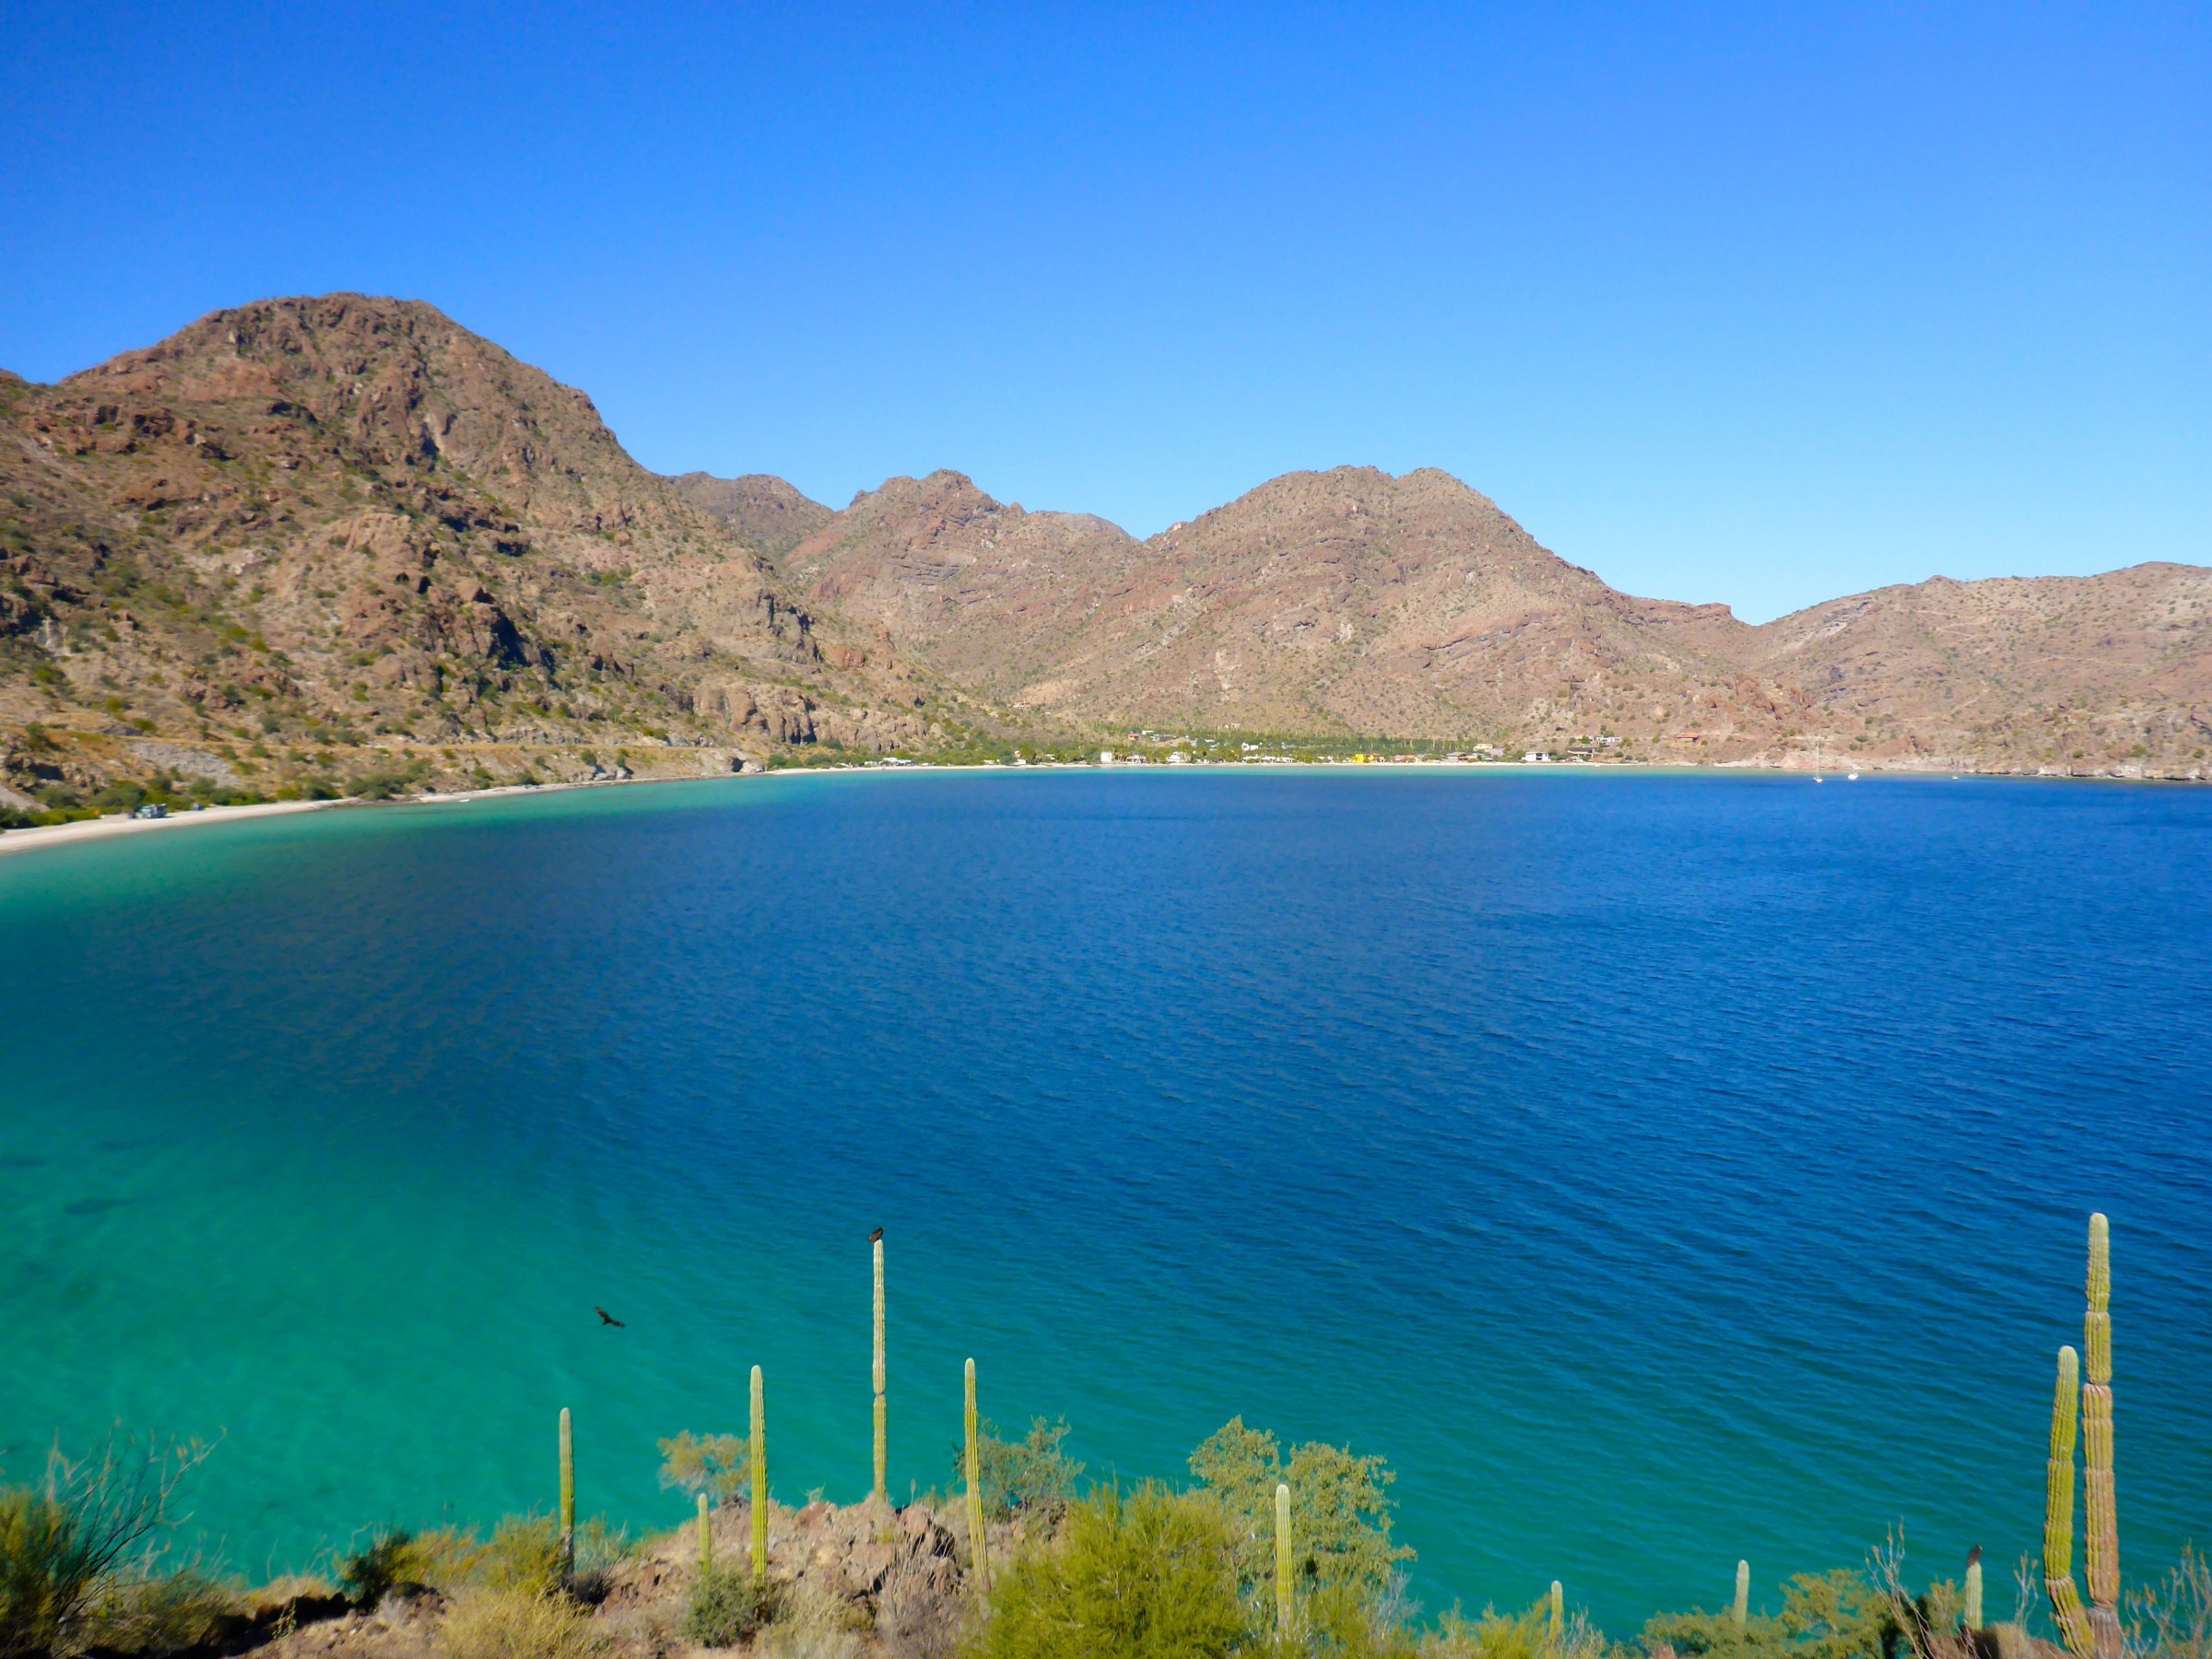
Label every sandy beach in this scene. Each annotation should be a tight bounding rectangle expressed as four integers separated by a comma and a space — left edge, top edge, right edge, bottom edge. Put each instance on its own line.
0, 799, 340, 860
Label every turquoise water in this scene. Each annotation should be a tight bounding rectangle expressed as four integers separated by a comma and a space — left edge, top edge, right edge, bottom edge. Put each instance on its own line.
1, 771, 2206, 1628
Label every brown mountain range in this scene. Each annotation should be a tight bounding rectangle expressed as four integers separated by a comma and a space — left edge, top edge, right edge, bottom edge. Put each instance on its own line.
678, 465, 2210, 774
3, 295, 2206, 818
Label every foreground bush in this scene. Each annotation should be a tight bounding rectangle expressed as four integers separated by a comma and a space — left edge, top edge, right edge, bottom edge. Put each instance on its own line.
686, 1565, 771, 1647
0, 1437, 218, 1659
441, 1587, 607, 1659
1643, 1570, 1898, 1659
339, 1512, 634, 1606
970, 1484, 1250, 1659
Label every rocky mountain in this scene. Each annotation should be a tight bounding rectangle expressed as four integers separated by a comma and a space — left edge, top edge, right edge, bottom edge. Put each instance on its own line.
4, 296, 2205, 814
764, 465, 2210, 775
0, 296, 947, 811
669, 471, 833, 560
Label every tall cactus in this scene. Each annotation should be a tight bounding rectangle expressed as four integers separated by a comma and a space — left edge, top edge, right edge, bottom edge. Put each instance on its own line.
1275, 1482, 1293, 1645
559, 1407, 575, 1581
2081, 1214, 2119, 1659
2045, 1345, 2091, 1658
964, 1358, 986, 1581
1733, 1560, 1749, 1625
698, 1491, 712, 1580
1965, 1547, 1984, 1632
872, 1228, 888, 1504
750, 1364, 769, 1589
1550, 1581, 1565, 1652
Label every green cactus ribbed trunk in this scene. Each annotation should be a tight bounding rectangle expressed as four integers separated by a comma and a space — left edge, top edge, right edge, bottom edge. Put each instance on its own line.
2082, 1214, 2120, 1659
558, 1407, 575, 1582
1550, 1581, 1564, 1652
2045, 1344, 2092, 1658
873, 1233, 888, 1504
1965, 1547, 1984, 1631
750, 1363, 769, 1590
1733, 1560, 1749, 1625
1275, 1482, 1293, 1646
964, 1358, 985, 1582
698, 1491, 712, 1580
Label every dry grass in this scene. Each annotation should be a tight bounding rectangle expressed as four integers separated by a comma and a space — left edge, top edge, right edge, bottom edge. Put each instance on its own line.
440, 1588, 608, 1659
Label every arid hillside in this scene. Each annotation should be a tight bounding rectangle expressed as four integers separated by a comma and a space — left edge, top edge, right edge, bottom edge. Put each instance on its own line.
746, 463, 2209, 774
0, 296, 948, 811
5, 296, 2206, 813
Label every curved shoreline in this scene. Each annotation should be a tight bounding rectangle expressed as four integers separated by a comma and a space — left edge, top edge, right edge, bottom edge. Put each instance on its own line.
0, 758, 2194, 865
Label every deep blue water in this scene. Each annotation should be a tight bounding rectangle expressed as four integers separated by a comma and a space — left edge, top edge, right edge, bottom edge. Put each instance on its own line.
0, 769, 2206, 1628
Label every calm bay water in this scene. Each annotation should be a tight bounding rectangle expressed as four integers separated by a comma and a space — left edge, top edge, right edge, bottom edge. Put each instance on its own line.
1, 769, 2206, 1629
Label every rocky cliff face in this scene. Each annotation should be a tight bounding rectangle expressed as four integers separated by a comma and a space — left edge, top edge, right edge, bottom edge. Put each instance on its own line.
0, 296, 937, 800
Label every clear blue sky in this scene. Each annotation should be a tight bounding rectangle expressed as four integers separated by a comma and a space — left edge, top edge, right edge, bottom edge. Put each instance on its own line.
3, 3, 2205, 620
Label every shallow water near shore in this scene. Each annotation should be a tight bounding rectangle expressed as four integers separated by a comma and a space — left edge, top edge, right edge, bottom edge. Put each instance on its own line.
2, 769, 2207, 1628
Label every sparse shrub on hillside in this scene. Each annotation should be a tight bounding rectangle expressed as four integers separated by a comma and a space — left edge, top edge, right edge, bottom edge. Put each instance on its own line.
954, 1418, 1084, 1526
76, 1566, 239, 1656
441, 1587, 607, 1659
686, 1564, 772, 1647
1189, 1418, 1413, 1600
659, 1431, 750, 1505
336, 1513, 629, 1606
1426, 1597, 1606, 1659
1642, 1570, 1897, 1659
969, 1484, 1249, 1659
0, 1433, 217, 1659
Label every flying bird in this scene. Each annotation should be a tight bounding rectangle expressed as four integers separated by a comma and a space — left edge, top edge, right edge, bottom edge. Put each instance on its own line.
595, 1307, 625, 1327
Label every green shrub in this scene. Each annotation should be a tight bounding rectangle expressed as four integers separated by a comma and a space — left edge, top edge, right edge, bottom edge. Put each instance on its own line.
78, 1566, 239, 1655
1426, 1597, 1604, 1659
0, 1435, 216, 1659
954, 1418, 1084, 1526
1642, 1571, 1897, 1659
969, 1483, 1249, 1659
687, 1565, 771, 1647
659, 1432, 750, 1505
338, 1514, 601, 1604
1188, 1418, 1413, 1599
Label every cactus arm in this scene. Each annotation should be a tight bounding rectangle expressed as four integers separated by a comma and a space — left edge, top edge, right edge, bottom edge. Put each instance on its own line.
1734, 1560, 1749, 1625
559, 1407, 575, 1582
965, 1358, 986, 1582
1966, 1547, 1984, 1631
751, 1364, 769, 1589
2045, 1345, 2092, 1658
2082, 1214, 2121, 1659
1551, 1580, 1565, 1652
873, 1234, 888, 1504
699, 1491, 712, 1580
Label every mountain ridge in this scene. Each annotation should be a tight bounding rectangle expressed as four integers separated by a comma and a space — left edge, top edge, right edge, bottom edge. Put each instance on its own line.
4, 296, 2206, 811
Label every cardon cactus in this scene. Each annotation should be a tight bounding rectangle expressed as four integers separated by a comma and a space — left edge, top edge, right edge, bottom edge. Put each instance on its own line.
1965, 1547, 1984, 1632
559, 1407, 575, 1580
2081, 1215, 2120, 1659
1734, 1560, 1749, 1625
1550, 1581, 1565, 1651
698, 1491, 712, 1579
1275, 1482, 1293, 1643
873, 1230, 888, 1503
2045, 1345, 2091, 1657
751, 1364, 769, 1588
965, 1359, 986, 1580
